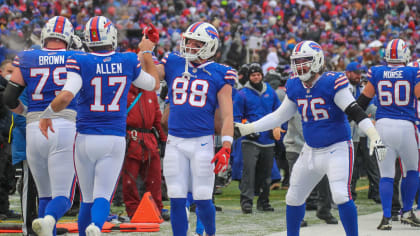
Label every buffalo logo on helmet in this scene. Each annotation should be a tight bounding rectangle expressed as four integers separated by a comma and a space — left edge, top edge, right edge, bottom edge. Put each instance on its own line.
309, 42, 322, 52
205, 26, 219, 39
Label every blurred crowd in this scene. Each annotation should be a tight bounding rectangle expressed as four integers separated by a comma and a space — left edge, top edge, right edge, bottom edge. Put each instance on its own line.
0, 0, 419, 70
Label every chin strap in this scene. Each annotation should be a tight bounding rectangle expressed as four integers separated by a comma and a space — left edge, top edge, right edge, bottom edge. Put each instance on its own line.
182, 59, 191, 80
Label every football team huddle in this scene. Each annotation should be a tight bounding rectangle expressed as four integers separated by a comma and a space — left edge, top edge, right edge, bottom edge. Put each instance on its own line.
2, 15, 420, 236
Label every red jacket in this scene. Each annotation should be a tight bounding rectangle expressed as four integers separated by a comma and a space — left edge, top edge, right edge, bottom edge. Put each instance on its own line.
126, 86, 167, 160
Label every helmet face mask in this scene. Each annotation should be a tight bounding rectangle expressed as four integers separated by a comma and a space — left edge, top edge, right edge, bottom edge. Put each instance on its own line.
41, 16, 74, 49
291, 41, 324, 82
291, 57, 313, 81
180, 22, 219, 61
384, 39, 410, 64
84, 16, 118, 51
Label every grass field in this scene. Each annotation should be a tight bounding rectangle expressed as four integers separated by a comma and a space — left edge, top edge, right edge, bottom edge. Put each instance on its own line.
1, 178, 382, 235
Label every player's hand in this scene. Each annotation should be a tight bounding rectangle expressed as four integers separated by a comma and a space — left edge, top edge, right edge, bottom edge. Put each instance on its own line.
272, 127, 286, 141
71, 35, 83, 50
143, 23, 159, 43
369, 137, 386, 161
39, 118, 54, 139
211, 147, 231, 174
138, 35, 156, 53
234, 122, 255, 139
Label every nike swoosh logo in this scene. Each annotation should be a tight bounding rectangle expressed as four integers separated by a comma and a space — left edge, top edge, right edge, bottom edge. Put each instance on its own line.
201, 143, 208, 146
330, 150, 336, 154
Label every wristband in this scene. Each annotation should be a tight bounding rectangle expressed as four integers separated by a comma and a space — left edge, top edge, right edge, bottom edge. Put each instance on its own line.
365, 126, 380, 142
21, 104, 28, 117
40, 105, 55, 119
142, 50, 154, 55
221, 135, 233, 144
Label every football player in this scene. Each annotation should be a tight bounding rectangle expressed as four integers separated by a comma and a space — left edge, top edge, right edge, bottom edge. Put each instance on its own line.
357, 39, 420, 230
235, 40, 385, 236
407, 59, 420, 215
156, 22, 235, 236
38, 16, 159, 236
3, 16, 79, 236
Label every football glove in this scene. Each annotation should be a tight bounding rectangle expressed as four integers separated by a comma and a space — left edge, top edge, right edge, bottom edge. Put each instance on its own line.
234, 122, 255, 139
370, 138, 387, 161
366, 127, 386, 161
211, 147, 231, 174
70, 35, 83, 50
143, 23, 159, 43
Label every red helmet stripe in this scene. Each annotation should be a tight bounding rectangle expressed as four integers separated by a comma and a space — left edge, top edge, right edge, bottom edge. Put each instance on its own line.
295, 42, 303, 52
90, 16, 100, 42
53, 16, 65, 33
189, 22, 204, 33
391, 39, 399, 59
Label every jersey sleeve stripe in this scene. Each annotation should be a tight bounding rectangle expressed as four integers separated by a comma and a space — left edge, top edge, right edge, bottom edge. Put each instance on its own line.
161, 58, 167, 64
224, 76, 237, 80
334, 80, 348, 90
12, 55, 20, 66
226, 71, 237, 76
67, 59, 77, 64
66, 65, 80, 70
335, 76, 347, 84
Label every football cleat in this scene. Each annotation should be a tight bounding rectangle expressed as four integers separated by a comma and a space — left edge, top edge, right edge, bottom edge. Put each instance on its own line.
401, 209, 420, 227
85, 223, 101, 236
377, 216, 392, 230
32, 215, 56, 236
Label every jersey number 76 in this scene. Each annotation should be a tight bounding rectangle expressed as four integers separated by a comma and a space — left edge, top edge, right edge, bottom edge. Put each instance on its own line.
297, 98, 329, 122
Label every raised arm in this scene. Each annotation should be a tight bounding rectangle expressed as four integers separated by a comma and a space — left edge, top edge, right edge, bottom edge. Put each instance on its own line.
132, 37, 159, 91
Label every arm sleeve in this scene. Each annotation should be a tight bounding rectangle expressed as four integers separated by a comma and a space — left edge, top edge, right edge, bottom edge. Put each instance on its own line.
333, 87, 356, 111
356, 93, 373, 111
3, 81, 25, 109
62, 71, 82, 96
253, 95, 297, 132
132, 70, 156, 91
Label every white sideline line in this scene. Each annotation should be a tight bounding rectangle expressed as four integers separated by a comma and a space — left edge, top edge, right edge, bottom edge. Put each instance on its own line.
267, 211, 420, 236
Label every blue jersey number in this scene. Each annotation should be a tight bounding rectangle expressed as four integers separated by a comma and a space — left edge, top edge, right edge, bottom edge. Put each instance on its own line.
90, 76, 127, 112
